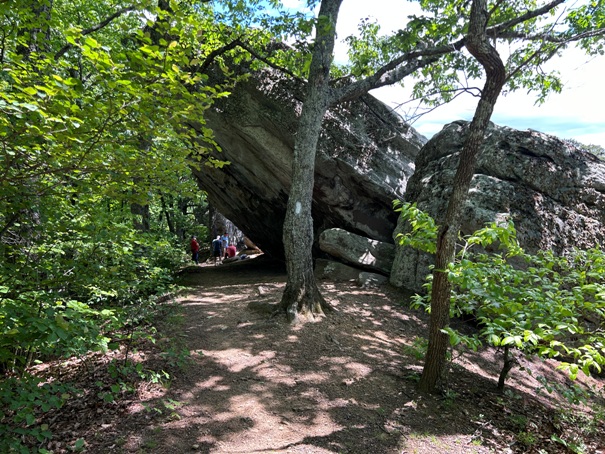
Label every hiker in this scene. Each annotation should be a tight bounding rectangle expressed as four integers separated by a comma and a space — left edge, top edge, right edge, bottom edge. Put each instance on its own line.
220, 232, 229, 258
225, 243, 237, 258
190, 236, 200, 265
211, 235, 222, 265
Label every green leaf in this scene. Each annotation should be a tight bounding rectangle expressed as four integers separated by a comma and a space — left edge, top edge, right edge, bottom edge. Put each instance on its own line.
487, 334, 500, 346
501, 336, 515, 346
83, 36, 99, 49
21, 86, 38, 96
20, 103, 39, 111
25, 413, 36, 426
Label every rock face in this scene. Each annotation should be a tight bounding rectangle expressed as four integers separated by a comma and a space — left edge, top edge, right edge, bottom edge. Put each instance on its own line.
192, 69, 426, 258
391, 121, 605, 292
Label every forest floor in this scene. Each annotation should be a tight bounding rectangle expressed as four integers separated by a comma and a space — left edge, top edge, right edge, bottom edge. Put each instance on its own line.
33, 255, 605, 453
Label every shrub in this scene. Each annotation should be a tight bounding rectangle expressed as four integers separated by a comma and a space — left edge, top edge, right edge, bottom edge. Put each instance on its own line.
396, 202, 605, 389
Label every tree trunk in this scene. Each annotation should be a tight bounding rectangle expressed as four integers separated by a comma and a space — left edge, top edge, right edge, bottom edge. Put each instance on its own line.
17, 0, 52, 57
207, 204, 217, 242
279, 0, 343, 323
497, 345, 517, 391
418, 0, 507, 393
160, 194, 175, 234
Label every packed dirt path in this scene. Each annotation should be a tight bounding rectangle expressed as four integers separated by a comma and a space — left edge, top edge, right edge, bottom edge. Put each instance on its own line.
99, 255, 604, 454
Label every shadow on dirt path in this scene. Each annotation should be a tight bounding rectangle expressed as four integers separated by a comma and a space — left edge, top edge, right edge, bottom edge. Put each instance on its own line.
99, 255, 605, 454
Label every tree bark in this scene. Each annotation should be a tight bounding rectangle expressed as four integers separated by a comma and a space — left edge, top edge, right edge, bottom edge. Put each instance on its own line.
207, 204, 217, 242
17, 0, 53, 57
418, 0, 507, 393
497, 345, 517, 391
160, 194, 175, 234
279, 0, 343, 323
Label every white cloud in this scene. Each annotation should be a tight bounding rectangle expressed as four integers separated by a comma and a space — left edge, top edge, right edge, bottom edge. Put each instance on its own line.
335, 0, 421, 63
281, 0, 307, 9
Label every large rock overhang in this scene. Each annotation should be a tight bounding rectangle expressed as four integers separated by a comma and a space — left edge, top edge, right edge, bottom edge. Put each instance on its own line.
192, 69, 426, 258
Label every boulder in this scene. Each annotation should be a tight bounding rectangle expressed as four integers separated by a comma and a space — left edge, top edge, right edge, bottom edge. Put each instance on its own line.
243, 236, 262, 254
357, 272, 389, 288
319, 228, 395, 275
391, 121, 605, 292
314, 258, 363, 282
192, 69, 426, 258
314, 258, 389, 288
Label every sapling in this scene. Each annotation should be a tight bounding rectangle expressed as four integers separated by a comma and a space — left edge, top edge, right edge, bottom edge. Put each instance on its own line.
396, 201, 605, 390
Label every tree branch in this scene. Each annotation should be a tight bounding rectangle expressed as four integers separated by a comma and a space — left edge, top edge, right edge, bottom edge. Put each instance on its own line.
328, 0, 572, 105
194, 38, 305, 83
487, 0, 566, 37
505, 43, 561, 83
54, 6, 136, 60
396, 86, 483, 124
233, 40, 304, 82
498, 27, 605, 44
330, 55, 442, 104
197, 38, 243, 74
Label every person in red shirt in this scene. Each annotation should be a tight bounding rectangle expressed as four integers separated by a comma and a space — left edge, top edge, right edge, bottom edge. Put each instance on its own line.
190, 236, 200, 264
225, 244, 237, 258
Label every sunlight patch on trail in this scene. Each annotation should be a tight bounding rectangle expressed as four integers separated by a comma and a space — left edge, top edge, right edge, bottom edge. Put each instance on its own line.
316, 357, 374, 378
202, 394, 342, 453
203, 348, 277, 373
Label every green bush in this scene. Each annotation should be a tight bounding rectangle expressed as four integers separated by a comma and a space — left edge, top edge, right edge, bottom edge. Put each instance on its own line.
396, 202, 605, 388
0, 208, 189, 451
0, 375, 75, 453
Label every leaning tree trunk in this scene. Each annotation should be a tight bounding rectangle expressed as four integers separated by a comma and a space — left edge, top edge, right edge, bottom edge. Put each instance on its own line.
279, 0, 343, 323
418, 0, 507, 393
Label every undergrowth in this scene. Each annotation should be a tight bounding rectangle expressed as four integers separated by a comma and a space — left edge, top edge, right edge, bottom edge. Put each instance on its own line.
0, 297, 190, 453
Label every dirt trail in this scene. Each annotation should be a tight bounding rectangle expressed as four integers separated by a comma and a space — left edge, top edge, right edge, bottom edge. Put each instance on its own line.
92, 256, 604, 454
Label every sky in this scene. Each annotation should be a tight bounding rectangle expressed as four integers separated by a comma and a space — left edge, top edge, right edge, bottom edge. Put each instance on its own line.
370, 53, 605, 148
284, 0, 605, 148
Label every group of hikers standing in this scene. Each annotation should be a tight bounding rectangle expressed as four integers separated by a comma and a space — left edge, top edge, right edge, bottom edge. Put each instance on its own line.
190, 232, 239, 265
211, 233, 236, 265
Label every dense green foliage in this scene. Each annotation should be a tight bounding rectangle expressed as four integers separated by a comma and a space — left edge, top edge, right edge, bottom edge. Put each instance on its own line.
2, 0, 604, 448
0, 0, 302, 450
1, 0, 217, 370
396, 202, 605, 388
